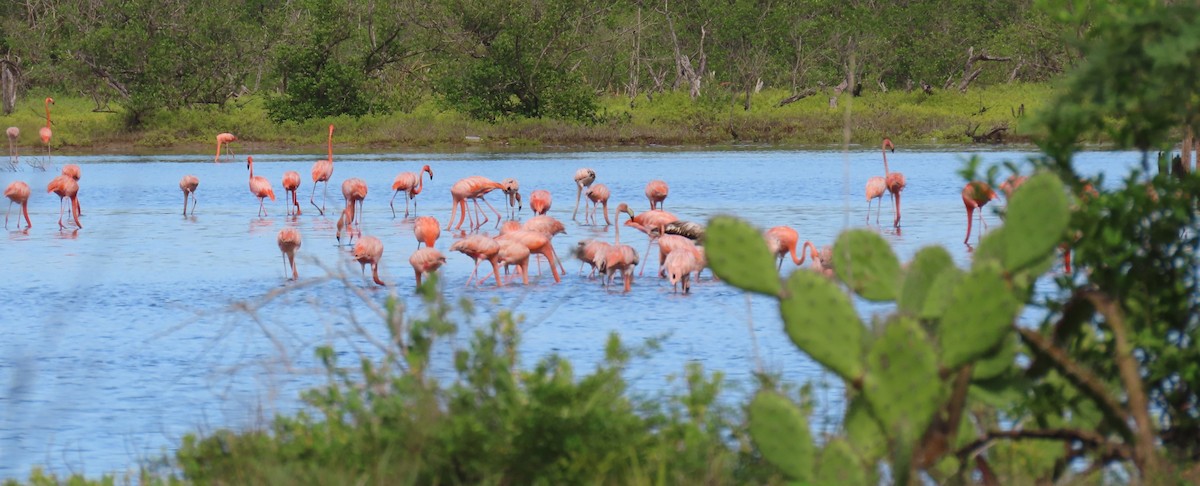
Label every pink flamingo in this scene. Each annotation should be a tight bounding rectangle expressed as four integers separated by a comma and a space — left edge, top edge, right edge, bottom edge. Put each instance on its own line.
46, 174, 81, 229
572, 239, 612, 277
277, 228, 302, 280
445, 176, 506, 230
214, 132, 236, 163
764, 226, 815, 270
309, 124, 335, 214
410, 247, 447, 287
341, 177, 368, 225
664, 249, 701, 293
865, 174, 886, 224
389, 164, 433, 218
353, 236, 386, 286
572, 168, 596, 221
6, 126, 18, 167
584, 183, 611, 226
962, 181, 998, 244
335, 207, 360, 245
486, 229, 562, 283
179, 175, 199, 216
880, 138, 905, 228
413, 216, 441, 248
645, 179, 669, 210
282, 171, 302, 216
999, 174, 1028, 200
615, 202, 678, 276
450, 235, 503, 287
602, 207, 640, 292
40, 97, 53, 165
4, 181, 31, 229
530, 189, 551, 215
247, 156, 276, 217
656, 234, 701, 278
495, 241, 532, 285
60, 164, 82, 215
501, 178, 522, 218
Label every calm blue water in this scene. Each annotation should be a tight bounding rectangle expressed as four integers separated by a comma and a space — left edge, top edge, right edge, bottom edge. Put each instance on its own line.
0, 147, 1140, 478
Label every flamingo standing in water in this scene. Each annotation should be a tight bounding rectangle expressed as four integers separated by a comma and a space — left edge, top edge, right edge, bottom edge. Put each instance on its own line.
764, 226, 815, 270
341, 178, 368, 225
584, 183, 611, 226
530, 190, 551, 215
277, 228, 302, 280
413, 216, 441, 248
179, 175, 199, 216
865, 175, 886, 224
40, 97, 53, 165
572, 168, 596, 221
602, 204, 640, 292
353, 236, 386, 286
573, 239, 612, 277
645, 179, 669, 210
615, 202, 678, 276
60, 164, 82, 215
214, 132, 236, 163
484, 229, 562, 284
962, 181, 998, 244
390, 164, 433, 218
410, 247, 447, 287
495, 241, 532, 285
664, 249, 701, 293
282, 171, 302, 216
501, 178, 522, 218
46, 174, 81, 229
450, 234, 502, 287
880, 138, 906, 228
6, 126, 18, 168
445, 176, 506, 230
310, 124, 335, 215
247, 156, 276, 217
4, 181, 31, 229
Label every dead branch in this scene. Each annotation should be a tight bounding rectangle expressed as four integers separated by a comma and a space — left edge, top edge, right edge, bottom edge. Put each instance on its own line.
777, 88, 816, 107
958, 46, 1012, 92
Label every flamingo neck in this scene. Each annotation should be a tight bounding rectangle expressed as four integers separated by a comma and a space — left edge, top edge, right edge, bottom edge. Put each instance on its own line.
882, 144, 891, 176
44, 102, 51, 129
614, 212, 622, 244
414, 172, 424, 195
326, 128, 334, 162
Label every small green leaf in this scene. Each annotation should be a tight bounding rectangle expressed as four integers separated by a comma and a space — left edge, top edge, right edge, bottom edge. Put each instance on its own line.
832, 229, 902, 301
781, 270, 866, 382
705, 215, 782, 296
748, 391, 814, 481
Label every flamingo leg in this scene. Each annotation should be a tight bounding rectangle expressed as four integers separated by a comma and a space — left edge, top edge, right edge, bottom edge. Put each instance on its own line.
289, 254, 298, 280
480, 196, 502, 226
310, 181, 323, 215
5, 200, 12, 228
964, 206, 975, 244
893, 192, 902, 228
572, 183, 583, 221
407, 194, 415, 218
638, 237, 656, 276
57, 196, 66, 229
390, 191, 399, 218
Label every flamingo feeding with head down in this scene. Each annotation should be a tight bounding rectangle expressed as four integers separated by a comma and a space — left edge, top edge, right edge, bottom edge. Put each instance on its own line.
530, 190, 551, 215
6, 126, 18, 168
413, 216, 441, 248
572, 168, 596, 221
60, 164, 82, 215
4, 181, 32, 229
495, 241, 532, 285
764, 226, 816, 270
341, 178, 368, 226
446, 176, 506, 230
277, 228, 302, 280
962, 181, 998, 244
645, 179, 669, 210
353, 236, 386, 286
46, 174, 81, 229
615, 202, 678, 276
247, 156, 276, 217
40, 97, 54, 165
310, 124, 335, 215
584, 183, 611, 226
281, 171, 302, 216
410, 247, 447, 287
501, 178, 522, 218
881, 138, 905, 228
215, 132, 236, 163
390, 164, 433, 218
179, 175, 199, 216
450, 234, 502, 287
601, 207, 640, 292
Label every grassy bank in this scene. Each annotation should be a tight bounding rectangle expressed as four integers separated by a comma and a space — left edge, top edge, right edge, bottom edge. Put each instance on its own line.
0, 84, 1056, 156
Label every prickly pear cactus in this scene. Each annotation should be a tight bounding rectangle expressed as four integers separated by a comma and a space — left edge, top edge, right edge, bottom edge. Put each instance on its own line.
814, 439, 871, 485
705, 216, 782, 296
832, 229, 902, 301
899, 246, 955, 316
780, 270, 865, 382
1002, 173, 1070, 271
747, 391, 814, 482
938, 262, 1022, 370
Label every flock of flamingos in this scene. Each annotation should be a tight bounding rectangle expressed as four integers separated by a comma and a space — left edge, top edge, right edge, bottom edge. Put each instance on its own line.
4, 98, 1022, 294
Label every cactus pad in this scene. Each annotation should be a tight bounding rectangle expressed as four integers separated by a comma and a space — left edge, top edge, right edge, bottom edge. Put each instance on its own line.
815, 439, 870, 485
845, 397, 887, 463
921, 267, 964, 321
938, 262, 1021, 370
832, 229, 902, 301
899, 246, 956, 316
705, 215, 783, 296
1003, 173, 1070, 271
863, 317, 944, 446
748, 391, 814, 481
780, 270, 866, 382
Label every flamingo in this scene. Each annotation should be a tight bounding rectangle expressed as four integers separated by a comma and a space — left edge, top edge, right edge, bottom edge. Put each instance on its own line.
6, 126, 18, 168
335, 207, 359, 245
664, 249, 701, 293
584, 183, 611, 226
247, 156, 276, 217
353, 236, 386, 286
40, 97, 53, 165
410, 247, 447, 287
522, 215, 568, 275
341, 178, 368, 226
413, 216, 441, 248
530, 189, 552, 215
61, 164, 82, 215
865, 175, 886, 224
179, 175, 199, 216
601, 207, 640, 292
445, 176, 506, 230
645, 179, 669, 210
656, 234, 702, 278
214, 132, 236, 163
664, 220, 705, 241
282, 171, 302, 216
277, 228, 302, 280
999, 174, 1028, 200
962, 181, 998, 244
495, 241, 532, 285
482, 230, 562, 284
880, 138, 906, 228
309, 124, 335, 215
572, 168, 596, 221
764, 226, 815, 270
389, 164, 433, 218
501, 178, 522, 218
615, 202, 678, 276
4, 181, 31, 229
450, 235, 502, 287
572, 239, 612, 277
46, 174, 81, 229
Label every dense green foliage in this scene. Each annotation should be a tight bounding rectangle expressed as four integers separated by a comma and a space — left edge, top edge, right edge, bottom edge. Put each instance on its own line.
0, 0, 1070, 124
